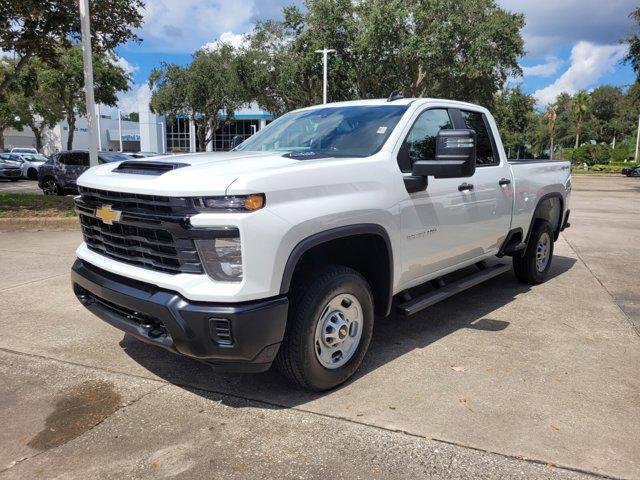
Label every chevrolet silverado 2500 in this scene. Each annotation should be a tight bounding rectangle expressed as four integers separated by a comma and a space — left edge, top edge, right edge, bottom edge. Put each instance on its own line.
71, 98, 571, 391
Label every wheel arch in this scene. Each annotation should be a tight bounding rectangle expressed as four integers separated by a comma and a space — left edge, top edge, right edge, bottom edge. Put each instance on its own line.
279, 224, 394, 317
526, 192, 564, 243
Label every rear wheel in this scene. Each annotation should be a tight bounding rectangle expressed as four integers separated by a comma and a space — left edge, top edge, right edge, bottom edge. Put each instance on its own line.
513, 220, 554, 284
276, 265, 374, 391
42, 177, 62, 196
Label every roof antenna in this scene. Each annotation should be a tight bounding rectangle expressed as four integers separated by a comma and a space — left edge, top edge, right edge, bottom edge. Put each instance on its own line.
387, 91, 404, 102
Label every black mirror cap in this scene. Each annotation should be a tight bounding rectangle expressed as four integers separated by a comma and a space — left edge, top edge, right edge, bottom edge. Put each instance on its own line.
230, 135, 244, 149
412, 129, 477, 178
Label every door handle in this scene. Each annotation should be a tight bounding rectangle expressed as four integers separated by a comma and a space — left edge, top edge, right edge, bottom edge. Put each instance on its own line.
458, 182, 474, 192
499, 178, 511, 186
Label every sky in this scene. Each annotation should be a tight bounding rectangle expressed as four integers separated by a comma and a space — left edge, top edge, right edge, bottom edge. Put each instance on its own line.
113, 0, 639, 113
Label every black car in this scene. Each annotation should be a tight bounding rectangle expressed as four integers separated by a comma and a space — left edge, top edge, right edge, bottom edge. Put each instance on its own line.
623, 165, 640, 177
38, 150, 131, 195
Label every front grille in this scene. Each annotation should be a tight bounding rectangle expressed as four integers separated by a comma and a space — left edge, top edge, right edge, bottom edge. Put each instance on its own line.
2, 168, 21, 177
76, 187, 203, 275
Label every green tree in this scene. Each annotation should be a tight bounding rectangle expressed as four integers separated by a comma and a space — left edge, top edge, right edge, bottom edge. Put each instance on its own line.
493, 87, 536, 158
243, 0, 524, 113
0, 0, 143, 91
572, 90, 589, 148
0, 58, 30, 150
38, 46, 130, 150
149, 44, 244, 151
624, 7, 640, 79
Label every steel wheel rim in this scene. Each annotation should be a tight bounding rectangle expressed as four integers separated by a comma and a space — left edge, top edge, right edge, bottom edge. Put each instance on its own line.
536, 232, 551, 272
314, 293, 363, 369
43, 179, 57, 195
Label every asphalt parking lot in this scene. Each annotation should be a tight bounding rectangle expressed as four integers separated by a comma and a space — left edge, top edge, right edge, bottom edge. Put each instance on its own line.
0, 178, 43, 195
0, 175, 638, 479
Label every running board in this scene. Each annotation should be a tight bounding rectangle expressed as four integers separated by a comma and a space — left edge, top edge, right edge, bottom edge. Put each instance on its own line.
396, 263, 511, 316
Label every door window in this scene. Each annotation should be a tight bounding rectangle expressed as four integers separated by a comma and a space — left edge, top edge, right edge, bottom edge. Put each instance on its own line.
400, 109, 453, 172
57, 153, 73, 165
460, 111, 498, 166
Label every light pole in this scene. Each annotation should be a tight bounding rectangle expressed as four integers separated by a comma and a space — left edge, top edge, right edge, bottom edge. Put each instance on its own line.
96, 104, 102, 151
158, 122, 166, 154
635, 114, 640, 163
78, 0, 98, 166
118, 109, 123, 152
315, 48, 336, 104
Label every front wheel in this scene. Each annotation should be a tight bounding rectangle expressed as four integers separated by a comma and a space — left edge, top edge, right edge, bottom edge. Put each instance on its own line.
275, 265, 374, 391
513, 220, 554, 284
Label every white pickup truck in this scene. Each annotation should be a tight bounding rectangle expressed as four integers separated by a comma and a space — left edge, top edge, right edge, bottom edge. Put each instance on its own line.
71, 97, 571, 391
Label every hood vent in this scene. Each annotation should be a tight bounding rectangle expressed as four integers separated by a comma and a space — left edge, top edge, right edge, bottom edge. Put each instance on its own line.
114, 161, 189, 176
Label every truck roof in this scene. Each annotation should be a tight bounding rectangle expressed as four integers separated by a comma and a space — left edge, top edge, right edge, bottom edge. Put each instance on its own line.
297, 97, 488, 112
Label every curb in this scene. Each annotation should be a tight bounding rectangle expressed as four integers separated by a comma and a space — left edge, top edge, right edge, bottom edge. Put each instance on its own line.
0, 217, 79, 231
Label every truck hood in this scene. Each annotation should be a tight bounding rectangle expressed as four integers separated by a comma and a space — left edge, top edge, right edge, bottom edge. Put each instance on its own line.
76, 151, 301, 196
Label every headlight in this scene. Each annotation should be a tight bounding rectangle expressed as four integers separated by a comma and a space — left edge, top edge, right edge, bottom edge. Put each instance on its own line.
194, 228, 243, 282
193, 194, 265, 212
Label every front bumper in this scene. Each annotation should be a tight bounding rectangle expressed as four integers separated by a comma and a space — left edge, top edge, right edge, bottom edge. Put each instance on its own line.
72, 259, 288, 372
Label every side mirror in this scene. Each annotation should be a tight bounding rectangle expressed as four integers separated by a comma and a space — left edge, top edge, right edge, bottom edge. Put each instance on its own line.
411, 129, 476, 179
230, 135, 244, 149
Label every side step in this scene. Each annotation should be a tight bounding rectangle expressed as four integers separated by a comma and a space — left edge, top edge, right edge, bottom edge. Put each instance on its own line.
396, 263, 511, 316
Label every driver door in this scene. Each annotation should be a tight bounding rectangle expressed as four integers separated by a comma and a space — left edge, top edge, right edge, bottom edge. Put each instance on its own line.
398, 107, 483, 287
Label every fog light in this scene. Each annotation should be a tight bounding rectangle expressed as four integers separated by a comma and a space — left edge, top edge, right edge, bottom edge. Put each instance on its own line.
195, 229, 242, 282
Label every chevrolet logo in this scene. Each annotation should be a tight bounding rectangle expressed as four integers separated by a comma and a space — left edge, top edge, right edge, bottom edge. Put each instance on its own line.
95, 205, 122, 225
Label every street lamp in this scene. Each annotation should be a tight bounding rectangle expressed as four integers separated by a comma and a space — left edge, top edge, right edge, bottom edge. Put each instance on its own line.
315, 48, 336, 104
78, 0, 98, 166
118, 109, 123, 152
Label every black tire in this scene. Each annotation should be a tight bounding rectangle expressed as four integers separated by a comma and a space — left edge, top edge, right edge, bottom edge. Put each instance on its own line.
27, 168, 38, 180
513, 220, 554, 284
275, 265, 375, 391
42, 177, 62, 196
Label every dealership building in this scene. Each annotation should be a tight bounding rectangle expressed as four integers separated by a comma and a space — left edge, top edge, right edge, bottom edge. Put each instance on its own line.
3, 102, 274, 155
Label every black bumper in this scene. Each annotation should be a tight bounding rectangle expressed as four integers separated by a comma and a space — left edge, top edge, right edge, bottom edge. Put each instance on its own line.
71, 259, 288, 372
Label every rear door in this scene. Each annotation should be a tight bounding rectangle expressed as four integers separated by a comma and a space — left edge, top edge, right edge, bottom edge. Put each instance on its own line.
452, 109, 512, 253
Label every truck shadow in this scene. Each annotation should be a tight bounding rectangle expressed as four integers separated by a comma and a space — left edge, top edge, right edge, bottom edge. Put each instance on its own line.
120, 255, 577, 408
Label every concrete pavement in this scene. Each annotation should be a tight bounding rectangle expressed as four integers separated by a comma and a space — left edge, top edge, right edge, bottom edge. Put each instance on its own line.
0, 175, 638, 479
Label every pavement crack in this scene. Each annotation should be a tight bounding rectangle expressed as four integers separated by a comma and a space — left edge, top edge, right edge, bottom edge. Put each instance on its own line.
0, 380, 166, 475
562, 233, 640, 338
0, 273, 68, 293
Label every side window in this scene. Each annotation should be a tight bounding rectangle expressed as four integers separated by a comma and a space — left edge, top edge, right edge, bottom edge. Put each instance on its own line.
77, 153, 90, 166
401, 108, 453, 172
460, 110, 498, 166
57, 153, 72, 165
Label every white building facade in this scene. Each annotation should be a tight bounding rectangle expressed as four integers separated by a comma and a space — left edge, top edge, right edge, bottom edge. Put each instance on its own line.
3, 102, 274, 155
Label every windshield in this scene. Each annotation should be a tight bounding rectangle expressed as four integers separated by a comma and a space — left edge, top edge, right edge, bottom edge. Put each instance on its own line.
236, 105, 408, 158
98, 152, 132, 163
21, 154, 47, 162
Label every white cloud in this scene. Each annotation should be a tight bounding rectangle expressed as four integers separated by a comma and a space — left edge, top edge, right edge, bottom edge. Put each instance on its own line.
133, 0, 256, 53
201, 31, 248, 52
521, 56, 563, 78
533, 42, 628, 106
498, 0, 638, 57
116, 84, 152, 114
113, 55, 139, 76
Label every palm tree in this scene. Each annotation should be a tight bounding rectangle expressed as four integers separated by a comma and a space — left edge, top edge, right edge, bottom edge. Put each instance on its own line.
573, 90, 589, 148
545, 105, 557, 159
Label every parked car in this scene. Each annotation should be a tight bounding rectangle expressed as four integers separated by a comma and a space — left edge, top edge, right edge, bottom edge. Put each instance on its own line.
71, 97, 572, 391
38, 150, 131, 195
0, 154, 23, 181
16, 153, 48, 179
624, 165, 640, 177
10, 147, 38, 155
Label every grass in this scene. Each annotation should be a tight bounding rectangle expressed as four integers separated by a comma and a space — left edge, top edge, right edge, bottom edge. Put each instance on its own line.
0, 193, 76, 218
